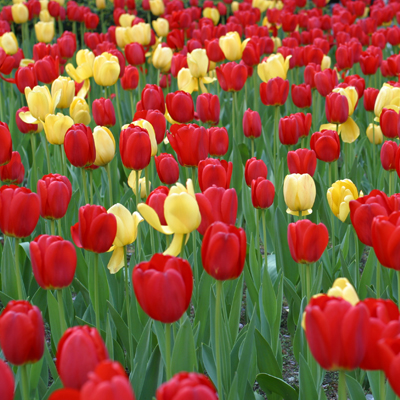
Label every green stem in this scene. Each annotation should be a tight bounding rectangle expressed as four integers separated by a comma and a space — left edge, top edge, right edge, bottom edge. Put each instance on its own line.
114, 83, 123, 130
380, 370, 386, 400
390, 170, 395, 197
124, 246, 133, 369
81, 168, 89, 204
180, 234, 186, 259
376, 258, 381, 298
43, 133, 51, 174
306, 263, 311, 302
338, 370, 347, 400
274, 106, 279, 178
58, 145, 63, 176
301, 137, 305, 149
94, 253, 100, 333
262, 209, 267, 267
100, 9, 105, 33
329, 162, 335, 272
14, 237, 23, 300
30, 134, 37, 187
191, 167, 196, 191
57, 289, 68, 334
251, 138, 254, 157
89, 170, 93, 203
253, 72, 257, 112
58, 17, 63, 37
354, 228, 359, 288
256, 209, 261, 269
135, 170, 141, 261
215, 280, 224, 400
50, 220, 56, 236
57, 219, 63, 237
129, 91, 135, 118
372, 118, 376, 187
165, 323, 172, 380
20, 364, 30, 400
145, 165, 150, 198
106, 163, 113, 207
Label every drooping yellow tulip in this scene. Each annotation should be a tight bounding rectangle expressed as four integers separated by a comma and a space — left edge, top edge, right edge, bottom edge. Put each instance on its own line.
374, 83, 400, 117
35, 21, 55, 43
137, 180, 201, 256
51, 76, 75, 109
65, 50, 95, 83
43, 113, 74, 145
0, 32, 19, 55
152, 18, 169, 37
93, 126, 116, 167
327, 179, 361, 223
70, 97, 91, 126
283, 173, 316, 216
327, 278, 359, 305
257, 53, 291, 82
93, 52, 121, 87
186, 49, 215, 93
107, 204, 143, 274
338, 117, 360, 143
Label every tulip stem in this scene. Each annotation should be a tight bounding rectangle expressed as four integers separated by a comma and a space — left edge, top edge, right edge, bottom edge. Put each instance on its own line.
124, 246, 134, 370
376, 259, 381, 298
232, 93, 236, 143
14, 238, 24, 300
389, 171, 395, 197
251, 138, 255, 157
100, 10, 105, 33
135, 170, 141, 261
256, 210, 261, 269
50, 220, 56, 236
215, 280, 224, 400
145, 165, 150, 197
81, 168, 90, 204
306, 263, 311, 302
94, 253, 101, 334
57, 289, 68, 334
379, 370, 386, 400
114, 83, 123, 130
354, 228, 359, 288
165, 323, 172, 380
129, 91, 135, 119
20, 364, 30, 400
262, 209, 267, 268
42, 133, 51, 174
329, 162, 336, 273
338, 370, 347, 400
273, 106, 279, 179
253, 72, 257, 112
372, 118, 376, 186
89, 170, 94, 203
106, 163, 113, 208
30, 134, 37, 187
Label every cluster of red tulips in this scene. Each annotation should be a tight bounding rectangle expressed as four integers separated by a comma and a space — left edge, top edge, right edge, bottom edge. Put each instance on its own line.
1, 0, 400, 398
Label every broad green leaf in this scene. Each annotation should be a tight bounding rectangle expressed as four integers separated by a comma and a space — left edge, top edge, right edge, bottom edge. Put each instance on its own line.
256, 373, 298, 400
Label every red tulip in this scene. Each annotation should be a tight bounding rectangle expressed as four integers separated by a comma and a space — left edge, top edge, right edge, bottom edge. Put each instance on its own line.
34, 55, 59, 84
0, 185, 40, 238
242, 109, 262, 139
156, 372, 218, 400
208, 127, 229, 157
37, 174, 72, 220
310, 130, 340, 163
216, 62, 248, 92
251, 177, 275, 209
343, 74, 365, 99
167, 124, 209, 167
205, 38, 225, 63
92, 98, 116, 127
137, 84, 165, 114
0, 151, 24, 184
14, 64, 37, 93
49, 389, 81, 400
16, 106, 38, 134
167, 29, 185, 50
360, 51, 380, 76
121, 65, 139, 90
288, 219, 329, 264
30, 234, 77, 290
304, 295, 369, 370
0, 359, 14, 400
56, 326, 108, 390
170, 53, 188, 78
325, 92, 349, 124
314, 68, 338, 97
336, 44, 354, 71
198, 158, 232, 192
119, 125, 151, 170
304, 62, 321, 89
125, 42, 146, 66
0, 301, 44, 365
132, 254, 193, 323
364, 87, 379, 112
378, 332, 400, 396
166, 91, 194, 123
146, 186, 169, 225
64, 124, 96, 168
201, 221, 246, 280
380, 108, 400, 139
381, 141, 399, 171
244, 157, 268, 187
0, 121, 12, 166
291, 84, 312, 109
293, 112, 312, 139
196, 93, 220, 126
287, 148, 317, 176
133, 109, 166, 145
260, 77, 289, 106
84, 12, 99, 30
57, 32, 77, 61
154, 154, 178, 185
279, 115, 299, 146
71, 205, 117, 253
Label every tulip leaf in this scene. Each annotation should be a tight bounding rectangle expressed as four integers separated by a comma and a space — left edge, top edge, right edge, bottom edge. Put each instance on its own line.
254, 329, 282, 379
202, 344, 217, 387
245, 262, 259, 311
238, 143, 250, 167
1, 237, 20, 300
29, 356, 44, 393
228, 274, 244, 345
298, 354, 318, 400
256, 373, 298, 400
345, 374, 366, 400
105, 313, 114, 360
227, 373, 239, 400
47, 290, 62, 347
107, 301, 131, 356
171, 315, 197, 375
358, 249, 376, 300
42, 377, 62, 400
19, 241, 31, 260
139, 345, 163, 400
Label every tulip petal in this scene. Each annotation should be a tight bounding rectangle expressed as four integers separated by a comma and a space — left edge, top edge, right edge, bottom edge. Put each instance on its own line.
137, 203, 174, 234
107, 247, 125, 274
163, 233, 184, 256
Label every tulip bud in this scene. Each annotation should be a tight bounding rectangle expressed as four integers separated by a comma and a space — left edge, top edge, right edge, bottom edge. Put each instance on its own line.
51, 76, 75, 109
283, 173, 316, 216
380, 107, 400, 139
64, 124, 96, 168
310, 130, 340, 163
44, 113, 74, 145
314, 68, 338, 97
198, 158, 232, 192
251, 177, 275, 209
92, 97, 116, 127
366, 122, 383, 144
155, 153, 179, 185
149, 0, 165, 15
138, 84, 165, 114
152, 18, 169, 37
121, 65, 139, 91
381, 141, 399, 171
363, 87, 379, 112
187, 48, 209, 78
279, 115, 299, 146
93, 126, 116, 167
244, 157, 268, 187
325, 92, 349, 124
260, 77, 289, 106
166, 91, 194, 124
70, 97, 91, 126
153, 44, 173, 73
219, 31, 243, 61
243, 109, 262, 139
291, 83, 312, 109
208, 127, 229, 157
216, 62, 248, 92
0, 32, 19, 55
287, 148, 317, 176
11, 3, 29, 23
196, 93, 220, 126
120, 125, 152, 171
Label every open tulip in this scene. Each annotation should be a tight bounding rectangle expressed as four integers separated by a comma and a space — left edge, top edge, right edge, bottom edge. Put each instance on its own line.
51, 76, 75, 110
258, 53, 291, 82
0, 151, 24, 184
283, 173, 316, 216
66, 49, 95, 84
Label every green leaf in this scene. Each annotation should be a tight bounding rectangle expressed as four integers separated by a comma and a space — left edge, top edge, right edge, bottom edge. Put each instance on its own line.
256, 373, 298, 400
359, 249, 376, 299
254, 329, 282, 378
1, 237, 20, 300
346, 374, 366, 400
107, 301, 131, 355
47, 290, 62, 347
139, 345, 163, 400
228, 275, 244, 345
202, 344, 217, 387
298, 354, 318, 400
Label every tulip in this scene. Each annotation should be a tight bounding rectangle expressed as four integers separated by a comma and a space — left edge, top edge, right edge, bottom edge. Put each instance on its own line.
133, 109, 166, 145
251, 177, 275, 209
152, 18, 169, 37
171, 53, 188, 78
366, 122, 383, 145
23, 85, 60, 123
380, 107, 400, 139
66, 49, 95, 83
332, 86, 358, 117
304, 295, 369, 371
291, 84, 312, 109
138, 84, 165, 114
216, 62, 248, 92
325, 92, 349, 125
381, 141, 399, 171
167, 29, 184, 51
167, 124, 209, 167
0, 185, 40, 238
119, 14, 135, 28
43, 113, 74, 145
91, 126, 115, 167
336, 44, 354, 71
187, 49, 213, 88
153, 44, 173, 74
257, 53, 291, 82
11, 3, 29, 23
121, 65, 139, 91
287, 149, 317, 177
198, 158, 232, 192
244, 157, 268, 187
150, 0, 165, 15
129, 23, 151, 46
260, 77, 289, 106
34, 55, 59, 85
156, 372, 218, 400
16, 106, 43, 134
364, 88, 379, 112
314, 68, 338, 97
219, 31, 245, 61
70, 97, 91, 126
155, 153, 179, 185
288, 220, 329, 264
93, 52, 120, 87
196, 93, 220, 126
360, 51, 380, 76
310, 130, 340, 163
84, 12, 99, 30
374, 83, 400, 117
128, 171, 149, 199
64, 124, 96, 168
125, 43, 145, 66
133, 253, 193, 323
58, 32, 77, 60
14, 65, 37, 94
145, 186, 169, 226
35, 21, 55, 43
243, 109, 262, 139
92, 98, 116, 127
166, 91, 194, 124
0, 32, 18, 55
177, 68, 198, 94
378, 333, 400, 396
56, 326, 108, 390
80, 361, 136, 400
327, 179, 361, 223
201, 221, 246, 280
279, 115, 299, 146
120, 125, 152, 171
0, 122, 12, 166
51, 76, 75, 109
37, 174, 72, 220
203, 7, 220, 24
0, 151, 24, 184
326, 278, 360, 305
138, 180, 201, 256
208, 127, 228, 157
283, 173, 316, 216
0, 359, 14, 400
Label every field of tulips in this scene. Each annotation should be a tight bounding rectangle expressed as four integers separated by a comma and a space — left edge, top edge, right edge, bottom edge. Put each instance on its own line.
3, 0, 400, 399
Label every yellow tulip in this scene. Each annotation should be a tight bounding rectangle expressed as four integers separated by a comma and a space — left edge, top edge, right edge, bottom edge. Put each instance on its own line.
107, 204, 143, 274
177, 68, 199, 94
153, 44, 173, 73
70, 97, 91, 126
119, 13, 135, 27
232, 1, 239, 12
93, 52, 121, 87
374, 83, 400, 117
51, 76, 75, 109
152, 18, 169, 37
327, 278, 359, 305
128, 170, 150, 199
272, 37, 281, 52
96, 0, 106, 9
39, 0, 49, 9
187, 49, 209, 78
338, 117, 359, 143
203, 7, 220, 25
129, 23, 151, 46
321, 55, 331, 70
53, 0, 64, 5
252, 0, 269, 12
283, 173, 316, 216
35, 21, 55, 43
257, 53, 291, 82
137, 179, 201, 256
0, 32, 19, 55
131, 119, 157, 156
66, 50, 95, 83
333, 86, 358, 116
150, 0, 165, 16
219, 32, 245, 61
116, 27, 130, 48
43, 113, 74, 145
327, 179, 360, 222
20, 59, 34, 67
366, 122, 383, 144
93, 126, 116, 167
11, 3, 29, 23
39, 9, 54, 22
23, 85, 61, 123
13, 0, 25, 3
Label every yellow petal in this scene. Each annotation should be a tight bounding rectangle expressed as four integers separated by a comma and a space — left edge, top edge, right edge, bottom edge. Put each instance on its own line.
137, 203, 174, 234
339, 117, 359, 144
163, 233, 184, 256
107, 247, 125, 274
